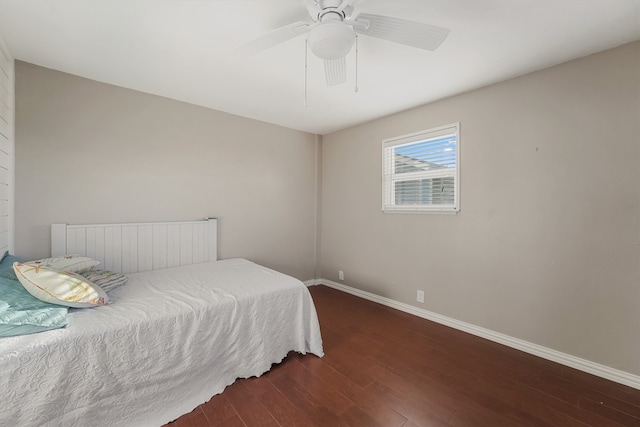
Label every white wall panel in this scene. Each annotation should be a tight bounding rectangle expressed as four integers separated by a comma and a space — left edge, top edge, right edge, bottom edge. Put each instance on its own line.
0, 102, 8, 127
167, 224, 181, 268
137, 225, 153, 273
85, 227, 105, 264
66, 227, 86, 255
179, 224, 193, 266
0, 83, 7, 109
0, 34, 12, 255
103, 226, 122, 273
121, 226, 138, 274
192, 222, 206, 264
0, 133, 9, 155
151, 224, 168, 270
0, 114, 8, 139
0, 150, 8, 169
0, 38, 11, 78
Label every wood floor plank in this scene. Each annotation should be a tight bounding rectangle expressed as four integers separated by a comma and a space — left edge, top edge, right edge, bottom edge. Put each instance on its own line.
339, 405, 387, 427
167, 285, 640, 427
365, 381, 453, 426
295, 352, 408, 427
271, 355, 354, 414
221, 381, 280, 427
169, 407, 211, 427
200, 394, 237, 426
560, 368, 640, 406
254, 381, 320, 427
348, 331, 482, 394
578, 398, 640, 426
365, 363, 459, 417
270, 373, 352, 427
317, 342, 377, 388
541, 372, 640, 418
507, 381, 627, 427
238, 374, 278, 398
454, 375, 592, 427
212, 416, 245, 427
449, 401, 533, 427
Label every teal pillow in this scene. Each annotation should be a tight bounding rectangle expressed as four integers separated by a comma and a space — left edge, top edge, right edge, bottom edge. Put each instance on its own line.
0, 251, 24, 281
0, 275, 68, 337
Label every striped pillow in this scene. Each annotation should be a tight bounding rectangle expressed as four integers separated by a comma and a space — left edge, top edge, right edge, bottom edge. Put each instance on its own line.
79, 270, 129, 292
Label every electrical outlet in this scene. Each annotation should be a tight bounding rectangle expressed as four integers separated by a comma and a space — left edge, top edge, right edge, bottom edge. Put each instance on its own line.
417, 290, 425, 303
338, 270, 344, 281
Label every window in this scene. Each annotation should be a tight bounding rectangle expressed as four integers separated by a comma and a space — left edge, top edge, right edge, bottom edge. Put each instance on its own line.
382, 123, 459, 213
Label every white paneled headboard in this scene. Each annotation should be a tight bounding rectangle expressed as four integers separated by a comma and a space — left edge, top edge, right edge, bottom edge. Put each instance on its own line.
51, 218, 217, 274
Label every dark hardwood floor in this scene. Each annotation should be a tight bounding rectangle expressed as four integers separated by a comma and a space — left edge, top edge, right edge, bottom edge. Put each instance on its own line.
167, 285, 640, 426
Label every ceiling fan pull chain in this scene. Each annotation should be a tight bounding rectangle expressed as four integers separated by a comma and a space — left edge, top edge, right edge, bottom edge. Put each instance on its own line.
354, 34, 359, 93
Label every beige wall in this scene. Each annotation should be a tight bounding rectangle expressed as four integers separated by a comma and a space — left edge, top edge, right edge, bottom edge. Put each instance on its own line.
320, 42, 640, 375
15, 61, 319, 280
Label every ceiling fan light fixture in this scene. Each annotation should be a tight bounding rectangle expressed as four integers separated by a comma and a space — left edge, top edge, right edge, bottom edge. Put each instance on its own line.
307, 21, 355, 60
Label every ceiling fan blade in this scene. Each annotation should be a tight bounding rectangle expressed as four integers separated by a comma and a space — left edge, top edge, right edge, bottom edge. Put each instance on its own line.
336, 0, 359, 15
324, 57, 347, 86
236, 21, 311, 56
300, 0, 321, 21
353, 13, 450, 51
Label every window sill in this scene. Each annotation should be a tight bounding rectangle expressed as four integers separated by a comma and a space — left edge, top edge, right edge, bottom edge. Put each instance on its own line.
382, 207, 459, 215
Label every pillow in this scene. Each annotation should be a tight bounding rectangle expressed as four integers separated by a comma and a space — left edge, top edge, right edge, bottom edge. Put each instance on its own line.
0, 276, 68, 337
28, 255, 100, 273
79, 270, 129, 292
13, 262, 109, 308
0, 252, 24, 280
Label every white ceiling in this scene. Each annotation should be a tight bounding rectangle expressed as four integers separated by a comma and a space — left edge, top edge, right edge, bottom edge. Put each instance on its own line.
0, 0, 638, 135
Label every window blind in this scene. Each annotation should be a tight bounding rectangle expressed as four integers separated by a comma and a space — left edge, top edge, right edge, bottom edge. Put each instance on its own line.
383, 123, 459, 213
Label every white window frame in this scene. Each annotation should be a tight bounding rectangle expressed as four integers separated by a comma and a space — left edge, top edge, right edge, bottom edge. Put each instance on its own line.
382, 122, 460, 214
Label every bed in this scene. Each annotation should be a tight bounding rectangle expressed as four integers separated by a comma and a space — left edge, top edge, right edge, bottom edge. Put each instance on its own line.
0, 219, 324, 427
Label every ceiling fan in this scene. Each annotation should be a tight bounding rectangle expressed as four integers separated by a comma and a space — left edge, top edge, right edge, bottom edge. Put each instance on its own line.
237, 0, 450, 86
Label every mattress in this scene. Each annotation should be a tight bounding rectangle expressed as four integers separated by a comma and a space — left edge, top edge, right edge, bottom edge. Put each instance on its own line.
0, 258, 324, 426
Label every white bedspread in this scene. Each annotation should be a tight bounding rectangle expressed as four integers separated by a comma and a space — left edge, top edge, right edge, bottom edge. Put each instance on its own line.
0, 258, 324, 426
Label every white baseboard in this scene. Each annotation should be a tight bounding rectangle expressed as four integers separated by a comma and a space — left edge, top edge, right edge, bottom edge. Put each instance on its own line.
313, 278, 640, 390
